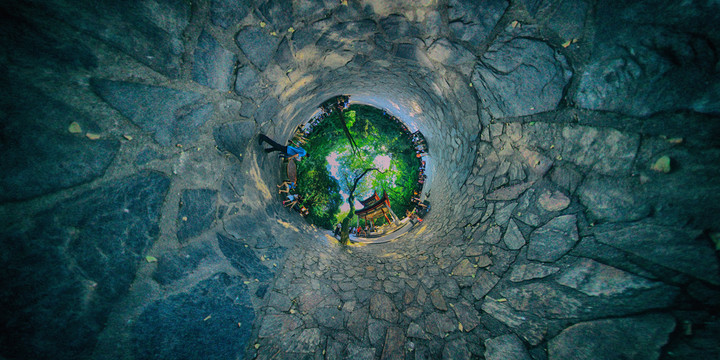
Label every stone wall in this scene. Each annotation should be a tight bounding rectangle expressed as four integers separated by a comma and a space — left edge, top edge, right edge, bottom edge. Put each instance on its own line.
1, 0, 719, 359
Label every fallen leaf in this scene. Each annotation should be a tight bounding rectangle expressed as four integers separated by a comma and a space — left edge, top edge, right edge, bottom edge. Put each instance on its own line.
182, 216, 188, 221
145, 255, 158, 263
561, 39, 572, 48
254, 344, 260, 349
260, 21, 266, 28
510, 20, 519, 28
270, 31, 277, 36
496, 298, 507, 302
459, 322, 464, 331
651, 155, 671, 173
243, 281, 251, 285
68, 122, 82, 133
237, 322, 242, 327
123, 134, 133, 141
667, 137, 683, 144
287, 27, 295, 33
203, 315, 212, 321
86, 133, 101, 140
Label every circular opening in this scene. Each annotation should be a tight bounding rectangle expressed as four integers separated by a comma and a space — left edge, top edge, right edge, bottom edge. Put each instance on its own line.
287, 97, 429, 240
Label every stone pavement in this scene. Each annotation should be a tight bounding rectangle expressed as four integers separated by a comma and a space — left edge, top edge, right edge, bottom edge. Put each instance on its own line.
0, 0, 719, 359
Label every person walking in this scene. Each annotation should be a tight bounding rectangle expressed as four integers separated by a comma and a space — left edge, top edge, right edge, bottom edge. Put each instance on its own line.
258, 133, 307, 160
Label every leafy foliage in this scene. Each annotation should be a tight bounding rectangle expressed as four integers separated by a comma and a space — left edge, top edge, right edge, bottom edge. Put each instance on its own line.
297, 104, 420, 229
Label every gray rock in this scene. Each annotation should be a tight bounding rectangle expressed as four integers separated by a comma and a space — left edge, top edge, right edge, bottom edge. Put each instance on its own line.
494, 202, 517, 226
282, 327, 321, 354
538, 190, 570, 212
1, 172, 169, 360
430, 289, 448, 311
258, 0, 294, 31
235, 27, 281, 71
134, 273, 253, 360
259, 314, 303, 338
209, 0, 250, 28
482, 298, 548, 345
484, 334, 531, 360
234, 65, 262, 97
577, 175, 651, 223
503, 220, 525, 250
380, 14, 418, 41
380, 327, 405, 360
135, 147, 162, 166
213, 121, 256, 162
153, 242, 214, 285
35, 1, 189, 77
448, 0, 508, 45
509, 263, 560, 282
347, 344, 376, 360
193, 30, 237, 91
407, 322, 430, 340
472, 36, 571, 118
427, 39, 476, 66
549, 164, 583, 194
472, 271, 500, 299
527, 215, 579, 262
314, 307, 345, 330
487, 181, 535, 201
548, 314, 675, 360
91, 79, 211, 146
573, 7, 720, 117
443, 338, 471, 360
217, 233, 271, 282
177, 189, 218, 242
370, 293, 399, 322
452, 301, 481, 332
347, 307, 369, 340
593, 222, 720, 285
560, 125, 640, 176
425, 312, 456, 337
0, 82, 119, 202
556, 258, 661, 296
545, 0, 588, 41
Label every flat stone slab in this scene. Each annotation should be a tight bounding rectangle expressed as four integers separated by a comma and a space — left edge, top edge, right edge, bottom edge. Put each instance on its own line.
217, 233, 271, 282
485, 334, 532, 360
538, 190, 570, 212
177, 189, 218, 242
370, 293, 399, 322
134, 273, 254, 360
448, 0, 508, 44
573, 4, 720, 117
556, 258, 661, 296
210, 0, 250, 28
452, 301, 481, 332
487, 181, 535, 201
193, 30, 237, 91
1, 172, 169, 360
380, 327, 405, 360
36, 1, 189, 77
91, 79, 212, 146
472, 35, 571, 118
509, 263, 560, 282
593, 222, 720, 285
548, 314, 675, 360
503, 220, 525, 250
213, 121, 256, 162
527, 215, 579, 262
1, 83, 119, 202
235, 26, 281, 71
578, 175, 651, 223
259, 314, 302, 338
